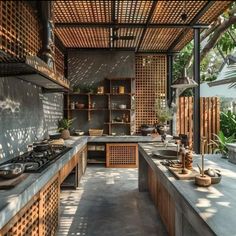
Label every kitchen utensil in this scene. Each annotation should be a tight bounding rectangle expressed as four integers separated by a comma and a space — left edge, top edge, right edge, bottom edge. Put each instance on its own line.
75, 130, 84, 136
141, 124, 155, 136
49, 138, 65, 146
119, 86, 125, 94
0, 163, 25, 179
204, 168, 222, 184
114, 117, 122, 122
119, 104, 127, 109
97, 86, 104, 94
49, 133, 61, 140
75, 103, 85, 109
152, 150, 179, 160
33, 143, 50, 152
89, 129, 103, 136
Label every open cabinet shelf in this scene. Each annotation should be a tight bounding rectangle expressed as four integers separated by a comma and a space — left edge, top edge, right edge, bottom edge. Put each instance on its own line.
64, 78, 135, 135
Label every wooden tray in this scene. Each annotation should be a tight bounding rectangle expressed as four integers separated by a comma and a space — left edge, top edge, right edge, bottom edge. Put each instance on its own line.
167, 166, 199, 180
0, 174, 29, 190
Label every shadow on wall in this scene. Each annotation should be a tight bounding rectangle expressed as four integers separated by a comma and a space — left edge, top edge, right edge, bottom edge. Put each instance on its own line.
0, 77, 63, 159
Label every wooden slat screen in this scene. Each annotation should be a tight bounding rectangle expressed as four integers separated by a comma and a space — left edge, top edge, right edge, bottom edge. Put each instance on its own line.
151, 1, 206, 24
54, 1, 111, 23
135, 55, 167, 133
106, 143, 138, 168
173, 29, 194, 52
55, 27, 109, 48
113, 28, 143, 48
116, 1, 153, 23
53, 1, 232, 52
177, 97, 220, 154
199, 1, 232, 24
141, 28, 183, 51
55, 46, 64, 76
0, 1, 42, 61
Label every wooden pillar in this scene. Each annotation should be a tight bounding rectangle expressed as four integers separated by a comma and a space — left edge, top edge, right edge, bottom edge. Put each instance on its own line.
193, 28, 201, 153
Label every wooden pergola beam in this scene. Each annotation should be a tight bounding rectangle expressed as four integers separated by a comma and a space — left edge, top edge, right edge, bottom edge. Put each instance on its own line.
55, 22, 209, 29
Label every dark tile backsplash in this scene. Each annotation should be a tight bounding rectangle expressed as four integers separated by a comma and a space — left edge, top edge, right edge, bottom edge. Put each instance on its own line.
0, 77, 63, 159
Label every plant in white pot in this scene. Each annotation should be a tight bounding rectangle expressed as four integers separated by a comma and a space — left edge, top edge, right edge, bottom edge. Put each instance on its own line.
57, 118, 75, 140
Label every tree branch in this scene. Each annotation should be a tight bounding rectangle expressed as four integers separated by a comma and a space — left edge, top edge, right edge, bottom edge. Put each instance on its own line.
200, 15, 236, 61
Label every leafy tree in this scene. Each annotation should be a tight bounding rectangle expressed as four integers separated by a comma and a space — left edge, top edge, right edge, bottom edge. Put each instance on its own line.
173, 2, 236, 85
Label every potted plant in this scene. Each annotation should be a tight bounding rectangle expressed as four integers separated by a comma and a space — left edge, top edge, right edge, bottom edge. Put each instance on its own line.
57, 118, 75, 140
154, 99, 173, 135
209, 131, 235, 158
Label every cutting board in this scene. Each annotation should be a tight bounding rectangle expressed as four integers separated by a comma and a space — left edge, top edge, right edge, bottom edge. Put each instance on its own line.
167, 166, 199, 180
0, 174, 29, 190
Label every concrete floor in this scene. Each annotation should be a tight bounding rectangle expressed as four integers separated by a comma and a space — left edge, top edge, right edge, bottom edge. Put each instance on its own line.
58, 166, 167, 236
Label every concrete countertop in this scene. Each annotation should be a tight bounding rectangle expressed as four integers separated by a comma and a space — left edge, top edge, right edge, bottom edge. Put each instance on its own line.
0, 136, 87, 229
87, 134, 171, 143
0, 135, 164, 229
139, 142, 236, 236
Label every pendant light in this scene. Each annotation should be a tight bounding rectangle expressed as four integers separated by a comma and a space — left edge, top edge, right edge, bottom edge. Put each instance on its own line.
171, 68, 198, 89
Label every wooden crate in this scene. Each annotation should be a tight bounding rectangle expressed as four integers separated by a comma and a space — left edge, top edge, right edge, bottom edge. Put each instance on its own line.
106, 143, 138, 168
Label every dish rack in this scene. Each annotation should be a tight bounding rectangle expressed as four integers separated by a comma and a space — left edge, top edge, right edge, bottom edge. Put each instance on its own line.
89, 129, 103, 136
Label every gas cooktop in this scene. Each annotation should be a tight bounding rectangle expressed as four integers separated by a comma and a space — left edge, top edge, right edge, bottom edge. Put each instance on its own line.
1, 146, 72, 173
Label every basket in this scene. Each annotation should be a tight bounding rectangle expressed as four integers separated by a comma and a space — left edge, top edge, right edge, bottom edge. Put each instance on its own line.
89, 129, 103, 136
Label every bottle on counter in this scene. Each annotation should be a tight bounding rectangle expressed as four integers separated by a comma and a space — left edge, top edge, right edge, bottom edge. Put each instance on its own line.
70, 102, 75, 110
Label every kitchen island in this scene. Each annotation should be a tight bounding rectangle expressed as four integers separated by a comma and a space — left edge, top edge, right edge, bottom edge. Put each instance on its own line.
139, 142, 236, 236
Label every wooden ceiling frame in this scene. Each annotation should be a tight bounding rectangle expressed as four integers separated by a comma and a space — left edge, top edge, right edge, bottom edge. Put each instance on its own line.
53, 1, 233, 52
167, 0, 215, 52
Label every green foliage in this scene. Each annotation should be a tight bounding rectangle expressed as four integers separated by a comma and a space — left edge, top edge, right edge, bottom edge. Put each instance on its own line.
154, 99, 173, 123
57, 118, 75, 132
220, 111, 236, 138
216, 25, 236, 55
173, 43, 193, 79
209, 131, 235, 156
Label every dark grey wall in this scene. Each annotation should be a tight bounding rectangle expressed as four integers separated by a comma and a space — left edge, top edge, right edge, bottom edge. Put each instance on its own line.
0, 77, 63, 159
68, 50, 135, 87
67, 50, 135, 134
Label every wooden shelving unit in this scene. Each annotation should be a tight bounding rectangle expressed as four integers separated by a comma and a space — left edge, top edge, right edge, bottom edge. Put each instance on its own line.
64, 78, 135, 135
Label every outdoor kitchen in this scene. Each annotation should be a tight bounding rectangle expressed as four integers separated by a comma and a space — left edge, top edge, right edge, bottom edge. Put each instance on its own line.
0, 1, 236, 236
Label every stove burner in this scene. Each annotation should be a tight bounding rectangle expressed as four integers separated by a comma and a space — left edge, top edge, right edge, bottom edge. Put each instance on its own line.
2, 146, 71, 173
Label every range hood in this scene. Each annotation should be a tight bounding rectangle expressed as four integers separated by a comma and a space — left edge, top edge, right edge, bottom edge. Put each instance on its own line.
0, 56, 70, 92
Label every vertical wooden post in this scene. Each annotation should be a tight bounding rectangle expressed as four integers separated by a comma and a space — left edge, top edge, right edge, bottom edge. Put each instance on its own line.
193, 28, 201, 154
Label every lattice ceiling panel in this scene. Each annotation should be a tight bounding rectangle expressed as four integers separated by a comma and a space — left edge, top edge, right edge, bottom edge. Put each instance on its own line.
55, 28, 109, 48
116, 1, 153, 23
53, 1, 233, 51
113, 28, 143, 48
174, 29, 194, 52
199, 1, 232, 24
151, 1, 207, 24
54, 1, 111, 23
140, 28, 183, 51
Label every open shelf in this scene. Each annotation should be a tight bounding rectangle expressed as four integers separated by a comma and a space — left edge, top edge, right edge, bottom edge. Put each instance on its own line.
64, 77, 135, 135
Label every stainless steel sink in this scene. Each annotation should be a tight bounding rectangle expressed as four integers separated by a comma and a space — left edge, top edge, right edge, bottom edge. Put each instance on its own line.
152, 150, 179, 160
